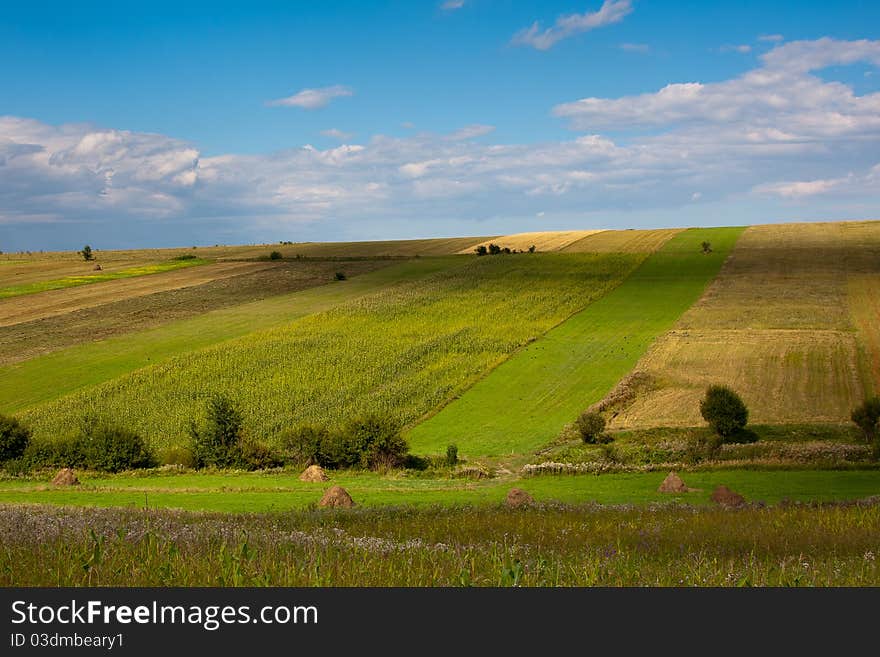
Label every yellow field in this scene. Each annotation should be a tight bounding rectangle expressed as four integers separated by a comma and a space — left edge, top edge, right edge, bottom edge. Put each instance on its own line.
0, 261, 275, 327
608, 220, 880, 429
458, 230, 604, 254
260, 237, 492, 258
561, 228, 683, 253
849, 275, 880, 395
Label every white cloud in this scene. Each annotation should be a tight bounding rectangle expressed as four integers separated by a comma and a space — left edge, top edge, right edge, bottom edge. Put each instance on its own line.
266, 85, 353, 109
553, 38, 880, 138
446, 124, 495, 140
440, 0, 464, 10
4, 39, 880, 248
321, 128, 355, 141
759, 34, 785, 42
720, 44, 752, 54
619, 43, 650, 54
512, 0, 633, 51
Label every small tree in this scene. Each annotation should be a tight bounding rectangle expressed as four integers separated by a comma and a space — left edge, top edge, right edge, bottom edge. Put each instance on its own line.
269, 250, 283, 260
528, 245, 536, 253
79, 245, 94, 261
190, 394, 244, 468
701, 241, 712, 254
342, 414, 409, 470
575, 411, 606, 444
334, 271, 347, 280
445, 444, 458, 467
0, 414, 30, 462
851, 397, 880, 459
474, 245, 488, 256
700, 385, 748, 439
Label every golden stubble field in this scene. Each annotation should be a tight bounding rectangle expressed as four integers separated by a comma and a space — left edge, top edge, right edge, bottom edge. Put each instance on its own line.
610, 221, 880, 428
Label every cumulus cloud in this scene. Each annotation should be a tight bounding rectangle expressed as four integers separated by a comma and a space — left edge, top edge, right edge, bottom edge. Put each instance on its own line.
512, 0, 632, 50
321, 128, 355, 141
553, 38, 880, 138
267, 85, 353, 109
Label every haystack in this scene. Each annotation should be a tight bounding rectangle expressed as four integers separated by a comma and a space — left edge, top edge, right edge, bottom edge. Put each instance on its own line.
711, 485, 746, 507
319, 485, 355, 508
658, 471, 689, 493
506, 488, 535, 508
299, 465, 329, 482
51, 468, 79, 486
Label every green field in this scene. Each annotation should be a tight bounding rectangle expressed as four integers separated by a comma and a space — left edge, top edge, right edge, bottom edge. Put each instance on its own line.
0, 468, 877, 512
407, 227, 745, 456
0, 257, 461, 412
0, 257, 212, 299
20, 252, 642, 449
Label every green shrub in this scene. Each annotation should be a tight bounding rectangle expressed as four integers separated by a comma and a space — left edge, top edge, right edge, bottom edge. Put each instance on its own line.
190, 394, 245, 468
22, 434, 88, 469
235, 439, 283, 470
173, 253, 198, 261
334, 271, 347, 281
269, 251, 283, 260
700, 385, 749, 439
160, 446, 196, 468
474, 245, 488, 256
280, 425, 329, 467
0, 414, 30, 462
341, 414, 409, 470
851, 397, 880, 442
445, 444, 458, 466
575, 411, 606, 444
78, 421, 156, 472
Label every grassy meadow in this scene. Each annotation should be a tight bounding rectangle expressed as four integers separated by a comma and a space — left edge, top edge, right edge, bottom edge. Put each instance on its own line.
0, 468, 878, 511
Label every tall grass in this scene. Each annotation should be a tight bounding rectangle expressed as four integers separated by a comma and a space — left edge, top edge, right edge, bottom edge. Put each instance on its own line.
2, 503, 878, 586
22, 254, 640, 450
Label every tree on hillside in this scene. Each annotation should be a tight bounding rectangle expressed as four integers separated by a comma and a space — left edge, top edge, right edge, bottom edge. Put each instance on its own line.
190, 394, 244, 467
79, 245, 94, 261
851, 397, 880, 459
474, 245, 488, 256
700, 385, 748, 439
701, 241, 712, 254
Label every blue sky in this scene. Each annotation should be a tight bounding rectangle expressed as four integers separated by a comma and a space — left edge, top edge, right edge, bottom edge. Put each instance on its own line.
2, 1, 880, 250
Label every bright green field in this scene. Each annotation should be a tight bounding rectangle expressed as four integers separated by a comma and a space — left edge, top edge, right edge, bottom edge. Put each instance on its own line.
20, 252, 642, 449
0, 257, 461, 413
0, 469, 877, 512
0, 258, 212, 299
407, 227, 745, 457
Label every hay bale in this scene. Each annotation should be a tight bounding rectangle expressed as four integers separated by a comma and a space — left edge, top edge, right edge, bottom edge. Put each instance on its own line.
319, 485, 355, 508
299, 465, 329, 482
711, 485, 746, 508
658, 471, 688, 493
51, 468, 79, 486
506, 488, 534, 508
